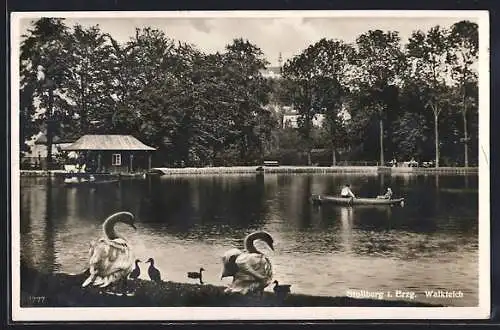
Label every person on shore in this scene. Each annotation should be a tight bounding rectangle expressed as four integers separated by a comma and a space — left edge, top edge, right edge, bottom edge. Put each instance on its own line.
341, 184, 356, 199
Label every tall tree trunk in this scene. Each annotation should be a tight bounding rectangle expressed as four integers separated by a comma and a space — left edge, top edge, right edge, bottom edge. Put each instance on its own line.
460, 72, 469, 168
46, 87, 54, 170
81, 76, 87, 133
330, 118, 337, 166
379, 118, 384, 166
212, 146, 217, 166
463, 98, 469, 168
434, 112, 440, 168
241, 134, 248, 164
259, 136, 264, 165
305, 111, 312, 166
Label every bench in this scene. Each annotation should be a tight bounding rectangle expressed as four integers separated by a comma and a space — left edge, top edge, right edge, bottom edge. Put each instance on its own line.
263, 160, 280, 167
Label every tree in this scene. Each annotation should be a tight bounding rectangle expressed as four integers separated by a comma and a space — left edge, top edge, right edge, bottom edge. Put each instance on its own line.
309, 39, 355, 166
282, 39, 355, 165
352, 30, 407, 166
392, 77, 435, 162
222, 38, 271, 164
19, 86, 39, 154
63, 24, 120, 136
264, 78, 290, 155
392, 112, 429, 159
407, 26, 453, 167
20, 18, 72, 166
282, 55, 318, 165
102, 28, 197, 165
448, 20, 479, 167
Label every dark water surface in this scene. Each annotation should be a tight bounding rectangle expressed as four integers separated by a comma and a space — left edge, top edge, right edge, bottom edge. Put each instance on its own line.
20, 173, 479, 306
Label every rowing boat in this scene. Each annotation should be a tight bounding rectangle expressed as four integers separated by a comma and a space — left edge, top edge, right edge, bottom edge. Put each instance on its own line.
63, 178, 119, 187
311, 194, 405, 206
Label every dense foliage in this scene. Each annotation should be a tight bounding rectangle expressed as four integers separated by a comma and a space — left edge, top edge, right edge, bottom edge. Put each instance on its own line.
20, 18, 479, 167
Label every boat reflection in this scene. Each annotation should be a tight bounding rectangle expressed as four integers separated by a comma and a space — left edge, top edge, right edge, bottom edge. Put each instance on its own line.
338, 206, 353, 253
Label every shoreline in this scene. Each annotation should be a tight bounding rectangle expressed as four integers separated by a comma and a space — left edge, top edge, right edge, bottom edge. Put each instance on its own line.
19, 165, 478, 177
20, 264, 440, 308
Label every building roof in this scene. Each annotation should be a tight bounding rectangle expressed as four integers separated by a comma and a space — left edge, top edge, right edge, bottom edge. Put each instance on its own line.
260, 66, 282, 78
266, 66, 281, 74
62, 135, 156, 151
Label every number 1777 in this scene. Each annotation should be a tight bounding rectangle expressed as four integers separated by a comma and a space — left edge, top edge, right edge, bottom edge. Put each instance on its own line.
29, 296, 46, 303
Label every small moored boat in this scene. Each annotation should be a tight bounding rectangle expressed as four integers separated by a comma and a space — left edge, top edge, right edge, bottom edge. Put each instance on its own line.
64, 175, 119, 187
311, 195, 405, 206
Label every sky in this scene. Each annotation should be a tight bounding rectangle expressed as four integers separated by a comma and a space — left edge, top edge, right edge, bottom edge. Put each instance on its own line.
18, 14, 478, 67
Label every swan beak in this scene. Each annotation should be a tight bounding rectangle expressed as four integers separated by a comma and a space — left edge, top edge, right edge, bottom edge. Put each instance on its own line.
131, 224, 137, 230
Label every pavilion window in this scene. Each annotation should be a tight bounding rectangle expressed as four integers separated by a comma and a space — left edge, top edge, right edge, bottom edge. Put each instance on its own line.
112, 153, 122, 166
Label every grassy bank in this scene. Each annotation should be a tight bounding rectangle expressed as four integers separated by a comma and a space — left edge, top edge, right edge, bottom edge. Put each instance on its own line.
19, 166, 478, 178
20, 264, 440, 308
150, 166, 478, 176
150, 166, 380, 176
18, 170, 146, 178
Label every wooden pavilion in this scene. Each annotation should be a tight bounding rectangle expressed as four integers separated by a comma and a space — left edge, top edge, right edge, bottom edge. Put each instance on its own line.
61, 135, 156, 174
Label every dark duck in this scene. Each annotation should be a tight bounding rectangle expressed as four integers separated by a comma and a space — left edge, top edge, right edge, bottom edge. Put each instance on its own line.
129, 259, 141, 280
273, 280, 292, 298
145, 258, 162, 283
187, 267, 205, 284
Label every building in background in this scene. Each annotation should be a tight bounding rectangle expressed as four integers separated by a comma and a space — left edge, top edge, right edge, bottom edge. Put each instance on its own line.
21, 131, 75, 169
61, 134, 156, 173
282, 108, 325, 129
260, 66, 282, 79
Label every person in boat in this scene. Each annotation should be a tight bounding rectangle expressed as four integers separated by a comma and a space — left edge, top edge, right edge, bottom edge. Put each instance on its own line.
383, 187, 393, 199
377, 187, 394, 199
390, 157, 397, 168
341, 184, 356, 199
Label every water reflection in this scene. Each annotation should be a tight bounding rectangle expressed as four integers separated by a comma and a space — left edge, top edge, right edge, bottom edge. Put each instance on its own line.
20, 173, 479, 306
21, 178, 56, 273
339, 207, 353, 253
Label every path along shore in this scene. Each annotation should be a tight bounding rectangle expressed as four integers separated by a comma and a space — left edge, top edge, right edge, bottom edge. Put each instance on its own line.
20, 263, 440, 308
19, 166, 478, 177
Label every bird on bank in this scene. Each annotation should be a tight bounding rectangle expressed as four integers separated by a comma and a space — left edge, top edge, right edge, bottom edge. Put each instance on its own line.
272, 280, 292, 298
145, 258, 162, 283
187, 267, 205, 284
129, 259, 141, 280
81, 211, 137, 296
221, 231, 274, 296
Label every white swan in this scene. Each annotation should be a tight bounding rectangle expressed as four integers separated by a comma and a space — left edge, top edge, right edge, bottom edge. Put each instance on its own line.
82, 211, 137, 295
221, 231, 274, 296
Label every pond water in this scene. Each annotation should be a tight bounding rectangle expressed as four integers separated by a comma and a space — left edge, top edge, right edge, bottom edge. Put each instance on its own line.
20, 173, 479, 306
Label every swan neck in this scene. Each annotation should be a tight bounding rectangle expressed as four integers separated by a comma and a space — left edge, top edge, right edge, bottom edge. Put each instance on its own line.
102, 212, 133, 240
103, 216, 119, 240
244, 232, 262, 254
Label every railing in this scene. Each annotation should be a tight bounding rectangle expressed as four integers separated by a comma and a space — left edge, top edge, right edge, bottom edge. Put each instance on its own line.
337, 160, 380, 167
263, 160, 280, 167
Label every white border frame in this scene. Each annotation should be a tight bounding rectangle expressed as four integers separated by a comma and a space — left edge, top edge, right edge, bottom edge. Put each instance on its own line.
10, 10, 490, 321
